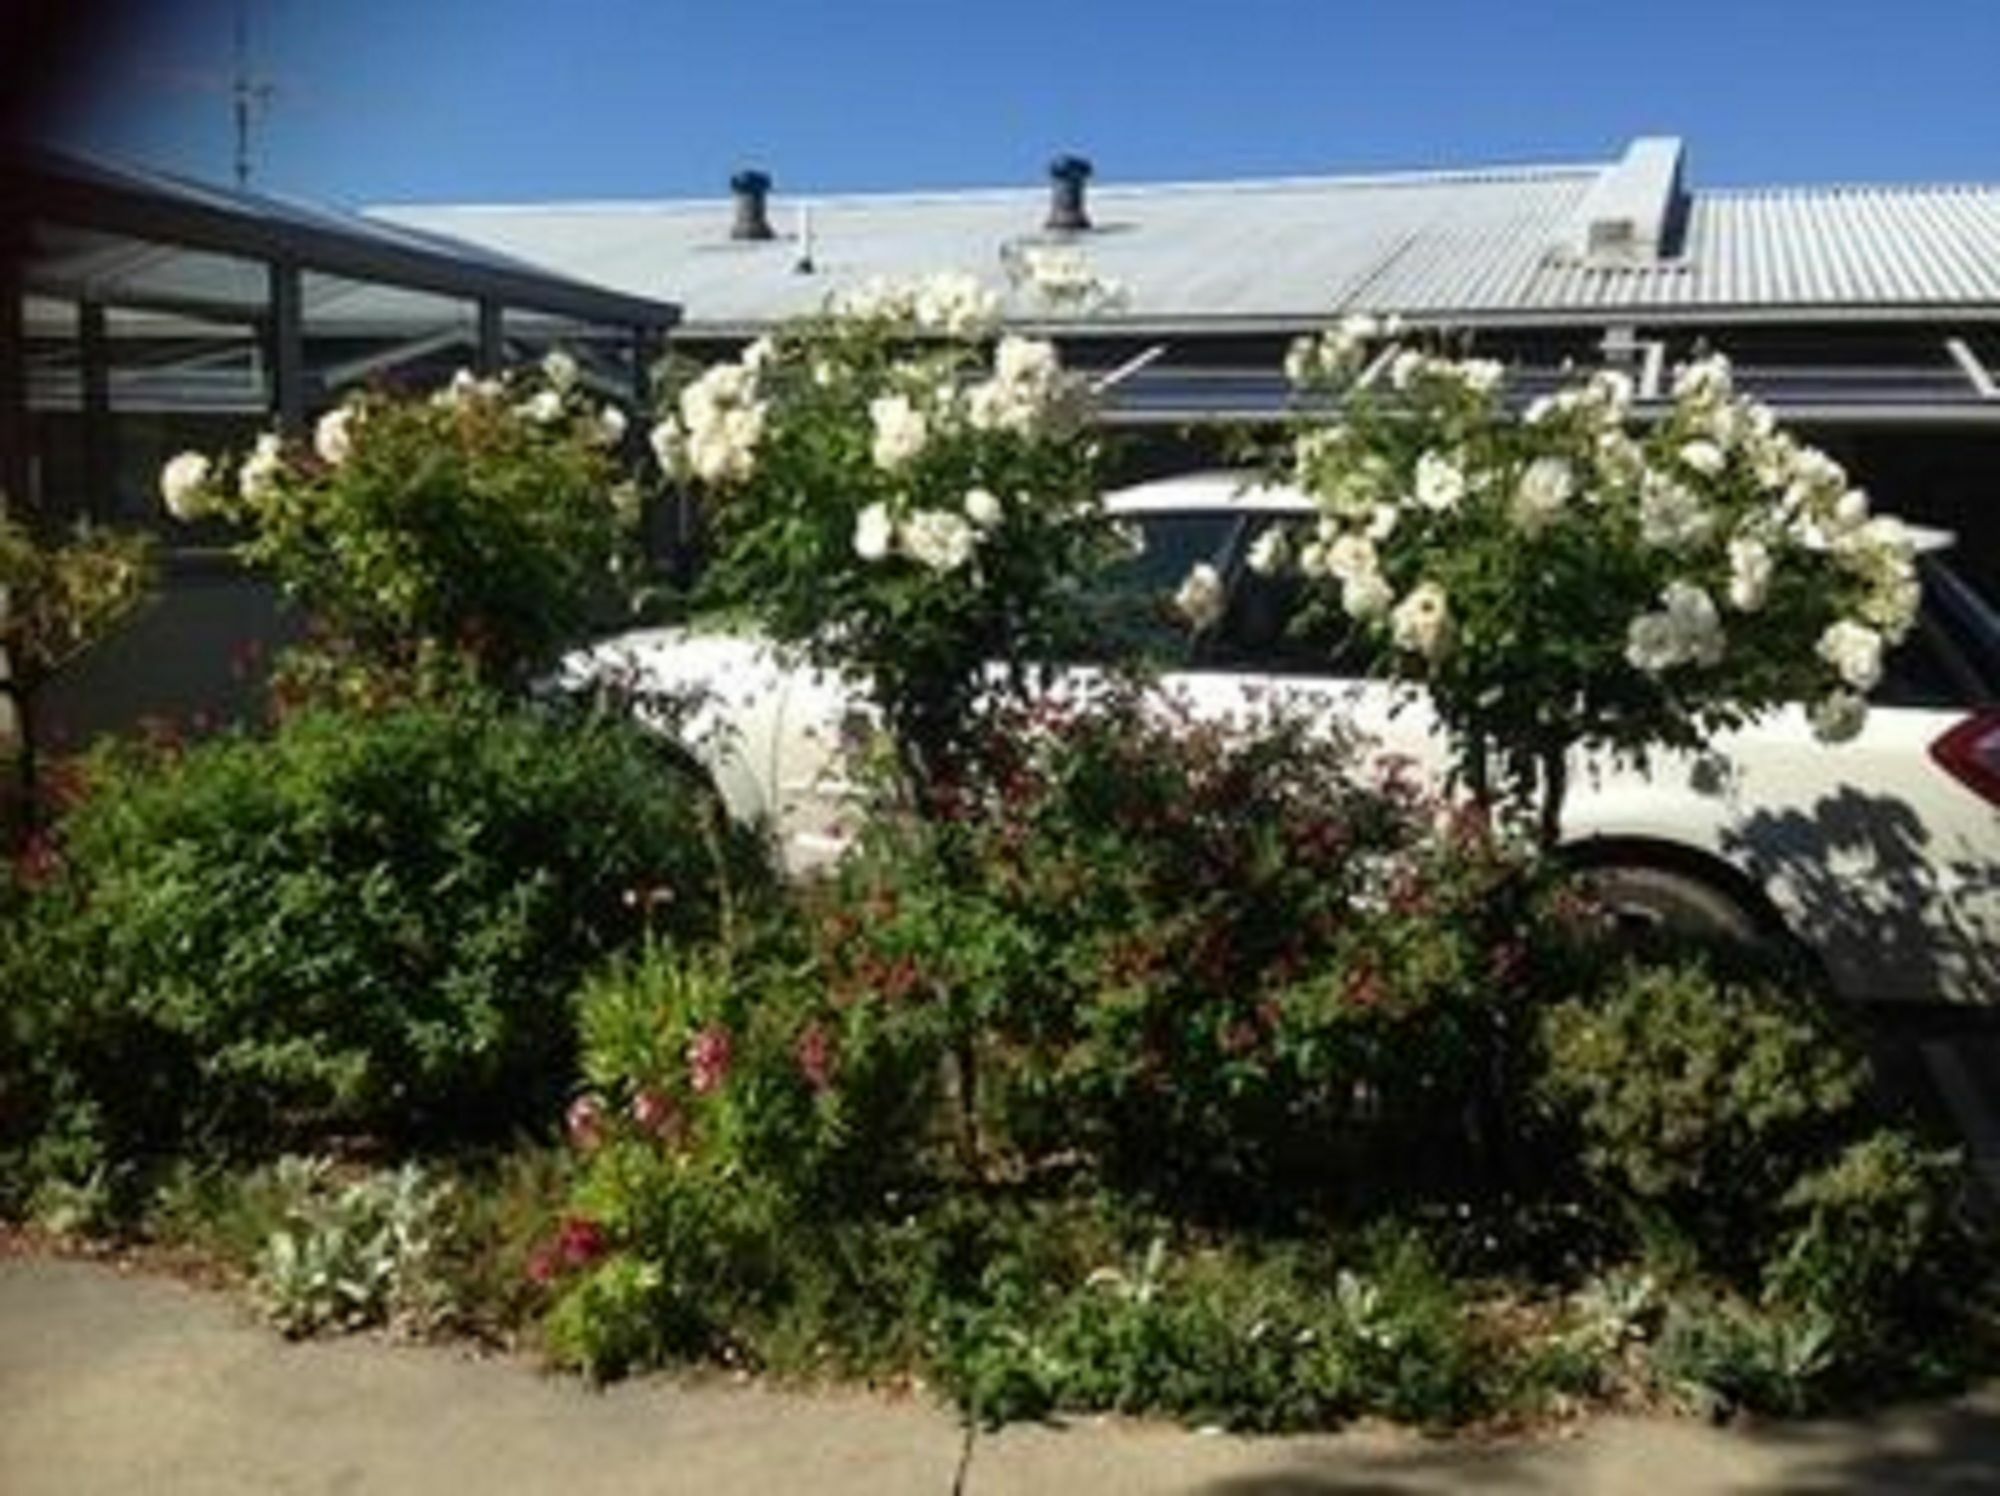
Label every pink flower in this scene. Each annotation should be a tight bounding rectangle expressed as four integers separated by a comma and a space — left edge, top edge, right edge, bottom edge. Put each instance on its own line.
565, 1093, 606, 1152
525, 1243, 558, 1286
687, 1025, 734, 1095
630, 1086, 684, 1142
795, 1021, 836, 1094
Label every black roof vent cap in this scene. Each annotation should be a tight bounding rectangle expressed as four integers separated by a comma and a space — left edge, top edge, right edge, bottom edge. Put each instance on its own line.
730, 168, 774, 241
1045, 154, 1093, 233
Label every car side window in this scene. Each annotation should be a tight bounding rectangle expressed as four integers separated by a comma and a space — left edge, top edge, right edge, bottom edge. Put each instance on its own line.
1070, 512, 1243, 666
1201, 517, 1380, 678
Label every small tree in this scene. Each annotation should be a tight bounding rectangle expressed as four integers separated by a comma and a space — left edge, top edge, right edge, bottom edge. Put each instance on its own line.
0, 513, 152, 843
161, 352, 639, 689
1228, 320, 1921, 846
650, 274, 1118, 812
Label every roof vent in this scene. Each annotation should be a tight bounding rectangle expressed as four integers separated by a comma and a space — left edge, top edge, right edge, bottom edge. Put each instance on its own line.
1045, 154, 1093, 233
729, 168, 774, 241
1567, 137, 1688, 263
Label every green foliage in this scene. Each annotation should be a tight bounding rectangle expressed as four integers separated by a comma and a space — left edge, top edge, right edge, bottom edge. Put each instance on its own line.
1763, 1128, 1965, 1352
937, 1229, 1491, 1431
0, 515, 153, 685
1, 689, 763, 1186
1539, 957, 1870, 1264
243, 1156, 459, 1337
1651, 1295, 1840, 1418
170, 358, 637, 684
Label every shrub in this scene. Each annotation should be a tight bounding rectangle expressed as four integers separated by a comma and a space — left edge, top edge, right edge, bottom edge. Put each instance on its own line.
1, 689, 766, 1193
818, 683, 1572, 1214
1539, 956, 1871, 1268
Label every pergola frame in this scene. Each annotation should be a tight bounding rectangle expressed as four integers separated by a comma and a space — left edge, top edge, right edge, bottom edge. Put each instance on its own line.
1, 148, 680, 523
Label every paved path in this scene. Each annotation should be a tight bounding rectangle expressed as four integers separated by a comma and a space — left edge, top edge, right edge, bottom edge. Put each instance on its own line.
4, 1255, 1999, 1494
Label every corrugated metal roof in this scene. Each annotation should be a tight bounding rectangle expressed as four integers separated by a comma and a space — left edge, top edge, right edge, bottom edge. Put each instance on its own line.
371, 145, 2000, 331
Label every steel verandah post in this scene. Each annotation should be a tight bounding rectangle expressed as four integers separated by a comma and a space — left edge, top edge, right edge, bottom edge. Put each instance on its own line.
268, 257, 305, 435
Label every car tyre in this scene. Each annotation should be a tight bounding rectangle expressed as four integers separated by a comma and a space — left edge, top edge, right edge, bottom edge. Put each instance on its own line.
1578, 862, 1768, 947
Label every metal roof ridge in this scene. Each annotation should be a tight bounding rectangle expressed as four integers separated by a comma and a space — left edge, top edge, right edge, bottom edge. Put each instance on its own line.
367, 160, 1611, 218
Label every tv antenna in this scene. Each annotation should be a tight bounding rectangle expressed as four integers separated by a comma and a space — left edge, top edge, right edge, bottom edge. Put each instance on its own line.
232, 3, 276, 188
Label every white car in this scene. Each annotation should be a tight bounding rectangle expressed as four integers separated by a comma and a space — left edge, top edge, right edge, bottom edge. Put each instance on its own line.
573, 472, 2000, 1008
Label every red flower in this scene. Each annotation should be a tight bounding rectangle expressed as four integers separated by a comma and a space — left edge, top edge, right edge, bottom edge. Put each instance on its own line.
13, 831, 61, 890
687, 1024, 734, 1095
557, 1215, 607, 1269
795, 1021, 837, 1094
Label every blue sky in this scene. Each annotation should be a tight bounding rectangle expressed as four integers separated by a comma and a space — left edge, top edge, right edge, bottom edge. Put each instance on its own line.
39, 0, 2000, 207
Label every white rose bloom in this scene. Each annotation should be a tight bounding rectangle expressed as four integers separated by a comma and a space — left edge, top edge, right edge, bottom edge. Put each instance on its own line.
914, 271, 1001, 336
1678, 439, 1727, 477
1174, 562, 1226, 631
869, 394, 928, 470
1389, 350, 1427, 391
1638, 473, 1713, 549
1453, 358, 1505, 395
1861, 574, 1921, 640
314, 406, 356, 467
1624, 611, 1681, 674
1524, 394, 1558, 426
853, 502, 895, 562
1326, 533, 1379, 583
1297, 541, 1331, 580
435, 367, 480, 408
1663, 581, 1725, 666
1364, 504, 1399, 543
898, 509, 977, 574
995, 335, 1060, 389
597, 405, 629, 446
649, 417, 687, 478
1283, 336, 1316, 388
159, 450, 212, 521
963, 487, 1003, 531
1818, 619, 1885, 692
1671, 353, 1734, 404
1726, 536, 1773, 612
1586, 368, 1635, 416
741, 336, 778, 374
1626, 582, 1724, 671
541, 349, 579, 392
1246, 526, 1290, 576
1513, 456, 1573, 533
1413, 450, 1466, 513
1810, 691, 1868, 744
1341, 566, 1395, 621
237, 432, 285, 504
1390, 582, 1451, 660
519, 389, 564, 425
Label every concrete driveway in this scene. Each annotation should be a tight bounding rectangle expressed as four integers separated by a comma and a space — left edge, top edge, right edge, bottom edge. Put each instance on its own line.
5, 1255, 1999, 1495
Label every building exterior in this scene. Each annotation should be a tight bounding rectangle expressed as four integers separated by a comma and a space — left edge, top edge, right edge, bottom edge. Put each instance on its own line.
375, 136, 2000, 583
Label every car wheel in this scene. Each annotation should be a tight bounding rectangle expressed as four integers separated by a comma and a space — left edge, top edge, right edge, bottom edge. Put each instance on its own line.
1578, 862, 1768, 947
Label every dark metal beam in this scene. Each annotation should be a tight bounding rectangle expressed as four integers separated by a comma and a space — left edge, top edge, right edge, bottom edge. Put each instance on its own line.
7, 151, 680, 332
268, 259, 305, 433
78, 300, 111, 522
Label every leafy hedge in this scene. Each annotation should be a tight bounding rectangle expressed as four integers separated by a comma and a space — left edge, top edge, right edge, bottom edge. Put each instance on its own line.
1, 689, 766, 1206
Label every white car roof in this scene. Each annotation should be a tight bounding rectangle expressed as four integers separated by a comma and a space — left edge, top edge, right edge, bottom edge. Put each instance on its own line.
1101, 470, 1957, 552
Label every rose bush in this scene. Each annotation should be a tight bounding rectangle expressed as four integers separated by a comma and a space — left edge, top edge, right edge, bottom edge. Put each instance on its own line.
1237, 320, 1922, 841
159, 353, 639, 686
651, 275, 1120, 807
